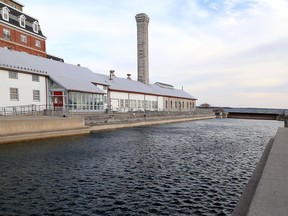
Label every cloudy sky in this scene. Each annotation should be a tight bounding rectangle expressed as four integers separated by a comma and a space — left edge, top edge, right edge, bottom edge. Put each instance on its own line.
24, 0, 288, 108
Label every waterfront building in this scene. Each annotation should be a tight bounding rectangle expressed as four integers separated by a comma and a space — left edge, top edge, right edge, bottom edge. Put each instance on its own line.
0, 0, 47, 57
0, 47, 196, 113
0, 48, 106, 112
0, 2, 197, 114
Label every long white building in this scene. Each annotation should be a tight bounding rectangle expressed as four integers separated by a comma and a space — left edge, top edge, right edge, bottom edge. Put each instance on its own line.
0, 47, 197, 114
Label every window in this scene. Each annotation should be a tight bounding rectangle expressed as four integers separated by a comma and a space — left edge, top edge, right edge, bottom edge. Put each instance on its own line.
103, 86, 107, 91
3, 29, 10, 40
33, 90, 40, 101
120, 99, 124, 108
125, 99, 129, 108
32, 74, 39, 82
20, 34, 27, 43
33, 21, 39, 33
9, 71, 18, 79
19, 15, 26, 28
10, 88, 19, 100
35, 40, 41, 48
2, 7, 9, 21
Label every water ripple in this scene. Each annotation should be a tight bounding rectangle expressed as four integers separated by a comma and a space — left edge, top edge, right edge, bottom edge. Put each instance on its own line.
0, 119, 282, 215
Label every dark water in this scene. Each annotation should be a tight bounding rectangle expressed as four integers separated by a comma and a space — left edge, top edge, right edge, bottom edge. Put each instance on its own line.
0, 119, 282, 216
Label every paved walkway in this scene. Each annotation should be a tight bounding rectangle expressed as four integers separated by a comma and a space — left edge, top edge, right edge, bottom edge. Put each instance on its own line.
234, 128, 288, 215
246, 127, 288, 216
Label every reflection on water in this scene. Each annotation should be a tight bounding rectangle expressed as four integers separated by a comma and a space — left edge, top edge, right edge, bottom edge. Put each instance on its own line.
0, 119, 282, 215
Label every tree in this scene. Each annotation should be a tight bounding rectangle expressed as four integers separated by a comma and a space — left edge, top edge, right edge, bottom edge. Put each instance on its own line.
200, 103, 211, 108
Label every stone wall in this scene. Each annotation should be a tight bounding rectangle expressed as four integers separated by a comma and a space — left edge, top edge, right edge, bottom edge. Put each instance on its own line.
85, 109, 214, 126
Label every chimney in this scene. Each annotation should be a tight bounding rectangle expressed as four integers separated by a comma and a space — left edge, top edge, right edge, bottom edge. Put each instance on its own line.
127, 74, 132, 80
135, 13, 150, 85
109, 70, 115, 80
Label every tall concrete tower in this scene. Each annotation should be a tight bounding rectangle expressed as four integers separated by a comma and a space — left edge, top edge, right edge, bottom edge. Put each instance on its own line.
135, 13, 150, 85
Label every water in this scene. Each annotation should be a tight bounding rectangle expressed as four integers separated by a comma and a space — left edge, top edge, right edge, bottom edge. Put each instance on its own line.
0, 119, 282, 216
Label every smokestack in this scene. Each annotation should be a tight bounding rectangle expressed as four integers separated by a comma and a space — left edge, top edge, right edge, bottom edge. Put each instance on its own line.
127, 74, 132, 80
135, 13, 150, 85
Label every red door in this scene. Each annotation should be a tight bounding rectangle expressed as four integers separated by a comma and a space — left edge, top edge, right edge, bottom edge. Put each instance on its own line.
53, 91, 63, 107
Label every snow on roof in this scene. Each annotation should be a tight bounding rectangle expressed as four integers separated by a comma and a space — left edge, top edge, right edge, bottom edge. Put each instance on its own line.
0, 48, 197, 99
106, 76, 197, 100
0, 48, 104, 94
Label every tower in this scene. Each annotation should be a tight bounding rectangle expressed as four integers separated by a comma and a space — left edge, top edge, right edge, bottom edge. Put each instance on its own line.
135, 13, 150, 85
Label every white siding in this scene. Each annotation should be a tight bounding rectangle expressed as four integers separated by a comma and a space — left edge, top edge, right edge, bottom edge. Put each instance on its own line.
0, 69, 47, 107
109, 91, 164, 112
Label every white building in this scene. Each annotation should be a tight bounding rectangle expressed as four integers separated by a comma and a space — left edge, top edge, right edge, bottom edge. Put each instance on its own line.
0, 47, 197, 114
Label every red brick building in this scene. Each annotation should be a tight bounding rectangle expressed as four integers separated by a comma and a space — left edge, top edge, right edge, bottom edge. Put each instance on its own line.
0, 0, 47, 57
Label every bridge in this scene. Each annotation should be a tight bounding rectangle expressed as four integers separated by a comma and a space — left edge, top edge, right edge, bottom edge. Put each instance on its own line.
223, 108, 287, 120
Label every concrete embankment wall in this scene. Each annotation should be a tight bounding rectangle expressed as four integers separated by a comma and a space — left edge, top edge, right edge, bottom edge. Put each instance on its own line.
89, 115, 215, 132
0, 109, 215, 144
0, 117, 90, 144
233, 128, 288, 216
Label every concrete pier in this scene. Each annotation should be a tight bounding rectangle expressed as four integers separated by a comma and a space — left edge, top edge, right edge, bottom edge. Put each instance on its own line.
233, 128, 288, 215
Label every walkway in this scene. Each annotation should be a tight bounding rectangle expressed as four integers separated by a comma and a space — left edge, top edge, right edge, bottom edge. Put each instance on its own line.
233, 127, 288, 215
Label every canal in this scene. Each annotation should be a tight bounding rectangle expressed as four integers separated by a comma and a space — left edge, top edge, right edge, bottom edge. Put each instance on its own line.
0, 118, 282, 215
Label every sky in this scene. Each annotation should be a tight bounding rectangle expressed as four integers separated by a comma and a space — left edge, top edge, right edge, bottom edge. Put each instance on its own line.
24, 0, 288, 108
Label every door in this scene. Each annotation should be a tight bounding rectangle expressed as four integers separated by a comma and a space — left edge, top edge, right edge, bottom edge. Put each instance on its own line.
53, 91, 63, 108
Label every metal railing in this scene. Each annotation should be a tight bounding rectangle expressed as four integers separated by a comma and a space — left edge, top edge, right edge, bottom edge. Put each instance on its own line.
0, 104, 106, 117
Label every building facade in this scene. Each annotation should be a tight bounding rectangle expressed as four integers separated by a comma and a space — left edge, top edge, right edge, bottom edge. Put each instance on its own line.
0, 62, 48, 115
0, 0, 46, 57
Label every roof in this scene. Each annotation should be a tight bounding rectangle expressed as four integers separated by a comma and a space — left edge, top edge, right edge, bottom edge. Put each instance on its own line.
105, 75, 197, 100
0, 48, 104, 94
0, 48, 197, 99
0, 2, 46, 38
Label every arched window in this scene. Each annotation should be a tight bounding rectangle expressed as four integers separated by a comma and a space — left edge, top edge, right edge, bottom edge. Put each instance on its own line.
165, 100, 168, 108
19, 15, 26, 28
170, 101, 173, 109
33, 21, 39, 33
2, 7, 9, 21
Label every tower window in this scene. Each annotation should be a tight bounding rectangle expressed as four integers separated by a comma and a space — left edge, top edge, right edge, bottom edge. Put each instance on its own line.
35, 40, 41, 48
2, 7, 9, 21
3, 28, 10, 40
19, 15, 26, 28
20, 34, 27, 43
33, 21, 39, 33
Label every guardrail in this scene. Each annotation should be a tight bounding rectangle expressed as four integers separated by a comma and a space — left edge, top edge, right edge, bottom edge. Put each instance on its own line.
0, 104, 105, 117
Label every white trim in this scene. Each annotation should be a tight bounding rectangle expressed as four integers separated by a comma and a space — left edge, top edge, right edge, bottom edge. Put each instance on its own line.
32, 21, 39, 33
0, 21, 46, 40
2, 7, 10, 21
19, 14, 26, 28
